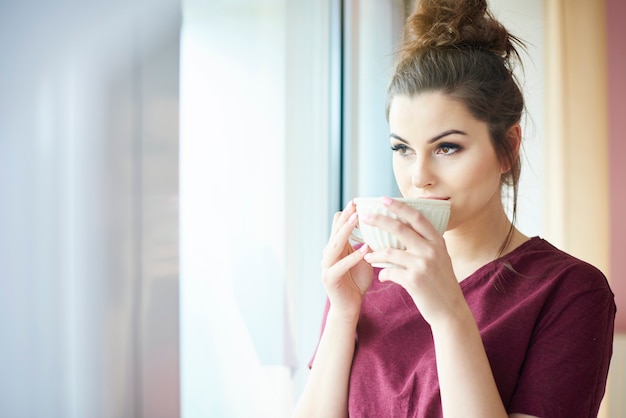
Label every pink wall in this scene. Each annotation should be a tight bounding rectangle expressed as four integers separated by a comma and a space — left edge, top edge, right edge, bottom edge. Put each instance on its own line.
607, 0, 626, 332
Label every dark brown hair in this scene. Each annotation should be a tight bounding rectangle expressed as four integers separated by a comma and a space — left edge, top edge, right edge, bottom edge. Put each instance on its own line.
387, 0, 526, 255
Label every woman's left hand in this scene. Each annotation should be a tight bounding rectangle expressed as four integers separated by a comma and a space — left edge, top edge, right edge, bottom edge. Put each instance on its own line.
363, 198, 465, 326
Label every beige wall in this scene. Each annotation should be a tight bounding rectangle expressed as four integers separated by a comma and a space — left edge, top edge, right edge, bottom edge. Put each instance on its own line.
544, 0, 610, 272
545, 0, 616, 416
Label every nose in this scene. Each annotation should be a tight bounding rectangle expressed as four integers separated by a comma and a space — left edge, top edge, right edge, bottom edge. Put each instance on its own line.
411, 154, 434, 189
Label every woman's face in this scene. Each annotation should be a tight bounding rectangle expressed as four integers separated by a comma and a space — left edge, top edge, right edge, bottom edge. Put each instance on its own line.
388, 92, 506, 232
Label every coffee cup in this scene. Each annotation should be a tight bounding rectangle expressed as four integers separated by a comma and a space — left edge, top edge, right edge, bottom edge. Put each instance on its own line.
351, 197, 451, 267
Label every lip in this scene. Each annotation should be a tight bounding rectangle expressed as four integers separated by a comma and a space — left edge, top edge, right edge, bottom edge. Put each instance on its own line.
416, 196, 450, 201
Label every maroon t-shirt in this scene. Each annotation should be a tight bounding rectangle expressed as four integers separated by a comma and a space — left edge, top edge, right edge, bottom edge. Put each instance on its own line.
311, 237, 615, 417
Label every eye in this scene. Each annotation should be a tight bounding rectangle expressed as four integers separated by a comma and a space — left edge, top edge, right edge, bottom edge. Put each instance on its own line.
391, 143, 414, 157
435, 142, 461, 156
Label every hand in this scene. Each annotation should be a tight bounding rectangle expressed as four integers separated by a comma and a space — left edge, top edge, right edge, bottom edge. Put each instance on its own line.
321, 201, 373, 319
362, 197, 465, 325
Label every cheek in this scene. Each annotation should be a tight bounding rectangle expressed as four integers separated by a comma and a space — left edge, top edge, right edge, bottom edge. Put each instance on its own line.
455, 148, 502, 185
392, 160, 412, 192
452, 160, 503, 212
459, 162, 498, 187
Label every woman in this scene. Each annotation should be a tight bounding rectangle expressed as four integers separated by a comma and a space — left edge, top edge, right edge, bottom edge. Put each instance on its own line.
292, 0, 615, 417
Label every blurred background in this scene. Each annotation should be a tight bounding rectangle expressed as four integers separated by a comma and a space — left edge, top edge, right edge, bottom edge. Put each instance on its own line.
0, 0, 624, 417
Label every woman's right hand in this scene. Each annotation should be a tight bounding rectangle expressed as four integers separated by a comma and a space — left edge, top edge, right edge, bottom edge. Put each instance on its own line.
321, 200, 373, 318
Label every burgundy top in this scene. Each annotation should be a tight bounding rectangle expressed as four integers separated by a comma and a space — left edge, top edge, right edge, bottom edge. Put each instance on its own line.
312, 237, 615, 417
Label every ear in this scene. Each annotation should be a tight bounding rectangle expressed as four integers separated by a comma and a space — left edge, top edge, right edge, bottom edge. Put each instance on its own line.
500, 123, 522, 174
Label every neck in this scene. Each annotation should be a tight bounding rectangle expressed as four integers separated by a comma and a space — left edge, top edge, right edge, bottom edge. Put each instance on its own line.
443, 202, 527, 281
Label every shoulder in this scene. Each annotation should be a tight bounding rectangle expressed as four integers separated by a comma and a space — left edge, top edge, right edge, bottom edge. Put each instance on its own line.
507, 237, 612, 294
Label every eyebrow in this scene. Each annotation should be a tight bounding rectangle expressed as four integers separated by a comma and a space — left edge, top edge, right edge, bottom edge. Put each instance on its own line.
389, 129, 467, 144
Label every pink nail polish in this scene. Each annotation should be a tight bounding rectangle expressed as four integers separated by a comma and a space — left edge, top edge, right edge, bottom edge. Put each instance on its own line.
381, 196, 393, 205
348, 212, 358, 225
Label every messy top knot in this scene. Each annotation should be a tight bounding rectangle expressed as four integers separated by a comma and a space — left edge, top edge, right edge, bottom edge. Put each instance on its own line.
387, 0, 527, 255
399, 0, 523, 63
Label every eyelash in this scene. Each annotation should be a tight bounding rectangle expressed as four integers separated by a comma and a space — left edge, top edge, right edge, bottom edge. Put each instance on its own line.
436, 142, 461, 155
390, 143, 411, 156
390, 142, 462, 157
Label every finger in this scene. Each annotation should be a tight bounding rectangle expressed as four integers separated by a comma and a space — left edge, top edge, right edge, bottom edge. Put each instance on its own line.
330, 211, 342, 235
364, 248, 409, 271
324, 244, 370, 285
364, 251, 418, 290
383, 197, 442, 240
322, 211, 360, 267
330, 200, 356, 235
361, 212, 432, 255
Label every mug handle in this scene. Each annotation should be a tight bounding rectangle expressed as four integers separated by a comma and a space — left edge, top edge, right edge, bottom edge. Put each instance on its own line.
349, 228, 364, 244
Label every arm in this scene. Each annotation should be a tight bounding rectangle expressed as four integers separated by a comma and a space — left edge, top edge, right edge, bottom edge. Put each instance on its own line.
430, 302, 517, 417
423, 266, 612, 418
291, 309, 358, 418
362, 199, 535, 417
292, 201, 373, 418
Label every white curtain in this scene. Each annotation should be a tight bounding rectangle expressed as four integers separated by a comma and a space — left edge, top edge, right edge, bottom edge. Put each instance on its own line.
179, 1, 331, 416
0, 0, 181, 417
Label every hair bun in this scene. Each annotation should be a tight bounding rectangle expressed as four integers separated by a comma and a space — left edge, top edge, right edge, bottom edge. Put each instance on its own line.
401, 0, 522, 61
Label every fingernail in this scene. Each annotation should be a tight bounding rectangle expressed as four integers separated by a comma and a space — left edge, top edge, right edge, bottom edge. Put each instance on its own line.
344, 200, 353, 210
348, 212, 358, 225
359, 244, 369, 254
381, 196, 393, 205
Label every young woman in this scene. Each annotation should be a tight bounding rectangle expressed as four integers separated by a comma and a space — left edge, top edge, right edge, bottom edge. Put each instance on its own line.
292, 0, 616, 417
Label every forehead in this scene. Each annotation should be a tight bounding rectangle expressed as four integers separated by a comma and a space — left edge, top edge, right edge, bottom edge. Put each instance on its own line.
389, 92, 472, 123
388, 92, 485, 139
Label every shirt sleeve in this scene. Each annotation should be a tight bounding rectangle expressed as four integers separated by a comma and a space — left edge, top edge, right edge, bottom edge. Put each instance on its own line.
508, 267, 616, 417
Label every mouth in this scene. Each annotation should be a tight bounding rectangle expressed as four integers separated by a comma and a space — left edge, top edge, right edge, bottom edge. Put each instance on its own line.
416, 196, 450, 201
